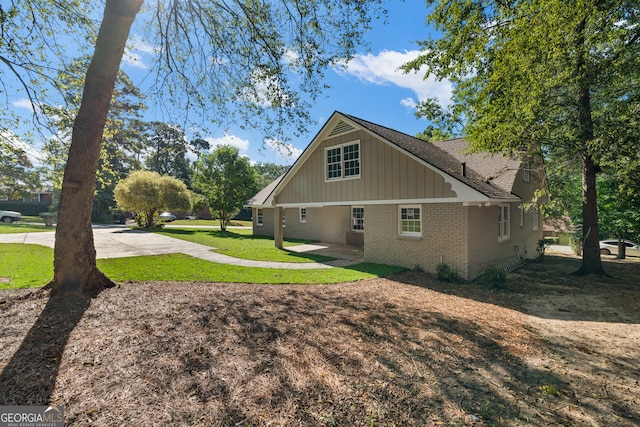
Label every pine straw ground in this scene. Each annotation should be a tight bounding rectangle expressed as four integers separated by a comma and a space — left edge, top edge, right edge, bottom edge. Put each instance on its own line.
0, 254, 639, 426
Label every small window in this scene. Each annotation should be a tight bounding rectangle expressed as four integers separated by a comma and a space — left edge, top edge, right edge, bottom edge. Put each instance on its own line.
399, 205, 421, 236
325, 141, 360, 181
519, 205, 524, 228
282, 208, 286, 228
498, 205, 510, 241
256, 208, 263, 226
352, 207, 364, 232
532, 204, 539, 231
523, 161, 531, 182
299, 208, 307, 224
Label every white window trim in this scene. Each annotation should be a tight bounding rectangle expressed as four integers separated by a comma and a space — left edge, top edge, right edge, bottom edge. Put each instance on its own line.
325, 140, 361, 182
351, 206, 364, 232
532, 204, 539, 231
299, 207, 307, 224
523, 161, 531, 182
498, 204, 510, 242
519, 205, 524, 228
398, 205, 422, 237
256, 208, 263, 227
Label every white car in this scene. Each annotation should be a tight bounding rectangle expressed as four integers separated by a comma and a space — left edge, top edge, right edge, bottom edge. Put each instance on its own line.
0, 210, 22, 223
599, 239, 640, 257
159, 212, 177, 222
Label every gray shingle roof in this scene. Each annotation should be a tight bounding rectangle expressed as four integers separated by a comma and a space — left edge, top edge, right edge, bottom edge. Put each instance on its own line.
342, 113, 520, 200
245, 173, 285, 207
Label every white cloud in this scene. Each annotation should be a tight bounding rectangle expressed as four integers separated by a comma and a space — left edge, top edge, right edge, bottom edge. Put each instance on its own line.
337, 49, 453, 108
123, 37, 157, 69
264, 138, 303, 163
122, 51, 148, 69
12, 98, 37, 113
400, 97, 417, 109
206, 133, 250, 154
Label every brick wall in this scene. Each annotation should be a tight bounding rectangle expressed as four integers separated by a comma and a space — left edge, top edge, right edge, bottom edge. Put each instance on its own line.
365, 203, 470, 278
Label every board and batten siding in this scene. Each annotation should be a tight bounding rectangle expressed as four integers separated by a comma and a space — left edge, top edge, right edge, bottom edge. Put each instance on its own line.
275, 130, 457, 205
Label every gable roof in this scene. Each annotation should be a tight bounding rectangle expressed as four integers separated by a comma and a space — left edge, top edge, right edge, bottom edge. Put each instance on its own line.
341, 113, 520, 200
247, 112, 523, 207
245, 173, 285, 207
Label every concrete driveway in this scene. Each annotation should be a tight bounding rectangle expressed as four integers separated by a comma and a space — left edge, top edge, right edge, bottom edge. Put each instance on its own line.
0, 225, 359, 269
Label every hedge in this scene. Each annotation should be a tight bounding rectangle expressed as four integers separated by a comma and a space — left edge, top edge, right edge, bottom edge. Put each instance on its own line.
0, 201, 53, 216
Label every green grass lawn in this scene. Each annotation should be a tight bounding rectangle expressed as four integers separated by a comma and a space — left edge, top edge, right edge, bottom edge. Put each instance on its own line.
0, 244, 54, 288
155, 228, 335, 263
169, 219, 252, 227
0, 243, 404, 289
0, 223, 54, 233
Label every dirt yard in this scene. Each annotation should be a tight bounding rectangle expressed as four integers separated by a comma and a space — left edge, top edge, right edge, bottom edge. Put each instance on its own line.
0, 253, 638, 426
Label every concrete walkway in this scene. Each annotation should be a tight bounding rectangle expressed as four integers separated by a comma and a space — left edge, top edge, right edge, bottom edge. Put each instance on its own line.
0, 225, 363, 269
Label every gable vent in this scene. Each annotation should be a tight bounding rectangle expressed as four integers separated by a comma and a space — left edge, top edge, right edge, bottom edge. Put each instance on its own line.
327, 120, 356, 138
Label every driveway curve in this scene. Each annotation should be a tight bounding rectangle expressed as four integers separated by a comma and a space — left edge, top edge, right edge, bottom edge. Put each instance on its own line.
0, 225, 358, 269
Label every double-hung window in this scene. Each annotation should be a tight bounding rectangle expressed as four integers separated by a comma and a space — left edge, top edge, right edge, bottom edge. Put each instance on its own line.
532, 204, 539, 230
352, 207, 364, 231
325, 141, 360, 181
498, 205, 510, 241
523, 161, 531, 182
399, 205, 421, 236
299, 208, 307, 224
256, 208, 263, 226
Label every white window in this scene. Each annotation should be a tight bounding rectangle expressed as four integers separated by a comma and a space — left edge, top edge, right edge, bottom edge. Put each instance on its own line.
523, 161, 531, 182
352, 207, 364, 232
325, 141, 360, 181
299, 208, 307, 224
326, 147, 342, 179
282, 208, 286, 228
519, 205, 524, 228
399, 205, 421, 236
256, 208, 263, 226
498, 205, 510, 241
532, 204, 539, 230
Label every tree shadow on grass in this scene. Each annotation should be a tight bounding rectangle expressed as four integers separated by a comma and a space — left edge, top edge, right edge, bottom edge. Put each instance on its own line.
0, 292, 92, 405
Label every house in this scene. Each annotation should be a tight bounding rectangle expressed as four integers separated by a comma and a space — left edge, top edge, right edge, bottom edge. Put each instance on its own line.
247, 112, 545, 280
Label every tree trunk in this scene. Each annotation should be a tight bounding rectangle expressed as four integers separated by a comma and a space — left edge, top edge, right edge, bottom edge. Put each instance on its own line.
50, 0, 143, 297
617, 235, 626, 260
575, 151, 605, 275
572, 17, 605, 276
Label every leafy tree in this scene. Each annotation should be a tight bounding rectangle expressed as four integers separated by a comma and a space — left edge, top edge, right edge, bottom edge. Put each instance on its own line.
6, 0, 384, 295
144, 122, 191, 185
190, 138, 210, 162
405, 0, 640, 275
193, 145, 258, 231
0, 132, 41, 199
114, 170, 191, 228
41, 57, 146, 222
253, 162, 290, 190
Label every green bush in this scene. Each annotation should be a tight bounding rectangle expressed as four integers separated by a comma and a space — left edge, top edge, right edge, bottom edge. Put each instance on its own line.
39, 212, 57, 227
436, 262, 461, 282
477, 266, 507, 290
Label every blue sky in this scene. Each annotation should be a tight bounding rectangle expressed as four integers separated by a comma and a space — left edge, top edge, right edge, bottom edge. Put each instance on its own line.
10, 2, 451, 167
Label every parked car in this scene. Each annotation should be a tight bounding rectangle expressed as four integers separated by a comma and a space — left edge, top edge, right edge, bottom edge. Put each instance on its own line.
159, 212, 177, 222
599, 239, 640, 257
0, 210, 22, 223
